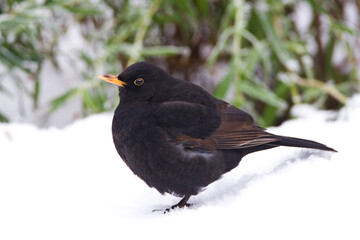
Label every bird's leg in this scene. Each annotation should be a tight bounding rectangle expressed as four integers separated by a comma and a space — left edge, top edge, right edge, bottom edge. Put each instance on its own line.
153, 195, 192, 213
164, 195, 192, 213
170, 195, 192, 209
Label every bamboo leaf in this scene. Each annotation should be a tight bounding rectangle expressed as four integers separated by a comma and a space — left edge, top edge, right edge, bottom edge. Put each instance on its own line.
0, 112, 9, 123
194, 0, 210, 16
50, 88, 80, 113
332, 21, 359, 35
213, 72, 233, 100
306, 0, 328, 14
256, 9, 291, 68
141, 46, 190, 56
238, 81, 287, 109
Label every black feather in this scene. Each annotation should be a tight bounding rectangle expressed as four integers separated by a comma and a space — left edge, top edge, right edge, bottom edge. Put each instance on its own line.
272, 135, 337, 152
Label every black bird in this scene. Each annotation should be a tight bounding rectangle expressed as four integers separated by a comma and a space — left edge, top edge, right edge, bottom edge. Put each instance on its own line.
99, 62, 336, 212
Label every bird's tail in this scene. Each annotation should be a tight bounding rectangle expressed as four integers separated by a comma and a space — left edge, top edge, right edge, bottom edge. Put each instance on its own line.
275, 135, 337, 152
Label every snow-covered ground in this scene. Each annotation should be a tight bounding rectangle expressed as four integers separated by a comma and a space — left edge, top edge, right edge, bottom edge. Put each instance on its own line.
1, 95, 359, 240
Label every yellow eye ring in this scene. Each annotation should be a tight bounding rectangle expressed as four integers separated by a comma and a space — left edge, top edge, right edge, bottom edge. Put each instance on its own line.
134, 78, 144, 86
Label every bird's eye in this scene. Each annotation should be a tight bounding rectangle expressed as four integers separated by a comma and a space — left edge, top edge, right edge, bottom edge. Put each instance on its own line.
134, 78, 144, 86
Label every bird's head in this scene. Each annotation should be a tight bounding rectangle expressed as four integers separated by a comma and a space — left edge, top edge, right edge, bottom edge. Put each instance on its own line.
99, 62, 168, 103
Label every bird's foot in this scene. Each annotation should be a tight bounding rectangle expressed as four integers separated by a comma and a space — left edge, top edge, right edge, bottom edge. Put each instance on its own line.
165, 202, 193, 213
153, 195, 192, 214
153, 203, 193, 214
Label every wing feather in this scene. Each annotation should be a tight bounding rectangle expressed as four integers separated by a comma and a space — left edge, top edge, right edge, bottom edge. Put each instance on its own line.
175, 103, 280, 151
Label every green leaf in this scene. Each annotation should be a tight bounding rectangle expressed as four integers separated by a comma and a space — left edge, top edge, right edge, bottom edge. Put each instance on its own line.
0, 46, 25, 69
81, 90, 101, 113
140, 46, 190, 56
213, 72, 232, 100
332, 21, 359, 35
256, 10, 291, 67
305, 0, 327, 14
33, 77, 40, 109
0, 112, 9, 123
325, 33, 335, 79
238, 81, 287, 109
50, 88, 79, 113
194, 0, 210, 16
243, 48, 261, 74
207, 27, 234, 66
65, 6, 101, 16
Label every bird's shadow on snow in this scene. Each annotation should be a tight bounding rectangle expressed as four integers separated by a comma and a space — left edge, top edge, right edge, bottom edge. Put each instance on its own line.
191, 149, 333, 208
272, 150, 332, 172
149, 149, 333, 213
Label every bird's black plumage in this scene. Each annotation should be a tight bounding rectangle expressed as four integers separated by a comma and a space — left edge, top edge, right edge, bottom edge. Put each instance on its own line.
99, 62, 336, 212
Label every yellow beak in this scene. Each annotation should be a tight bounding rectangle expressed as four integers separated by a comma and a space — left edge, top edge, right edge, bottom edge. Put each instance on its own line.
98, 74, 127, 87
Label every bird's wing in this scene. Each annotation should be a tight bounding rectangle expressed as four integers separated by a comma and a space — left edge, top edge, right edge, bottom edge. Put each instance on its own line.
155, 101, 280, 151
154, 101, 221, 140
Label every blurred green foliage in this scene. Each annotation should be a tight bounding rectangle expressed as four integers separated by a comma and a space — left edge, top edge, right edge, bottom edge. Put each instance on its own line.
0, 0, 359, 126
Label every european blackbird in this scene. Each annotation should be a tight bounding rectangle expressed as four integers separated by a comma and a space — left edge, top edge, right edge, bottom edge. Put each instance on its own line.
99, 62, 336, 212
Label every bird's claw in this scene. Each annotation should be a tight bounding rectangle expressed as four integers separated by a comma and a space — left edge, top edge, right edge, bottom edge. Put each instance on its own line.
153, 203, 193, 214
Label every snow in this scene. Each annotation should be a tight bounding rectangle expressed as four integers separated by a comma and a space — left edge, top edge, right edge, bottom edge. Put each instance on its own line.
293, 1, 313, 35
1, 95, 360, 240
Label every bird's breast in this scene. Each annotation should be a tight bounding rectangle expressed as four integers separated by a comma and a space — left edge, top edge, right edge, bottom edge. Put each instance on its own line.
110, 104, 227, 196
111, 105, 167, 180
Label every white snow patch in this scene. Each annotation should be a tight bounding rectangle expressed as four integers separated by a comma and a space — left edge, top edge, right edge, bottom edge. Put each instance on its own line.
293, 1, 313, 34
344, 1, 359, 29
1, 95, 360, 240
332, 42, 347, 66
285, 59, 300, 72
